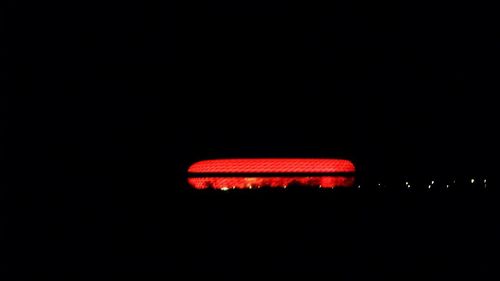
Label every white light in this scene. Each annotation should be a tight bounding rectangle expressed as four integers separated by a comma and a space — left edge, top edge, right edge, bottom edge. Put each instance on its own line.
471, 179, 475, 184
408, 185, 411, 188
283, 185, 287, 189
484, 179, 487, 183
221, 187, 229, 191
446, 185, 449, 188
405, 182, 409, 185
319, 185, 322, 188
358, 185, 361, 189
428, 185, 431, 189
431, 180, 435, 184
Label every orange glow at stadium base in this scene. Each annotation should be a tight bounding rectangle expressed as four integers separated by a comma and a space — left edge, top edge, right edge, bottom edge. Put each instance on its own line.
188, 176, 355, 190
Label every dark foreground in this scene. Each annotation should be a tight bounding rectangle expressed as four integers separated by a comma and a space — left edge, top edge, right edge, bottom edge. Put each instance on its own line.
2, 181, 498, 280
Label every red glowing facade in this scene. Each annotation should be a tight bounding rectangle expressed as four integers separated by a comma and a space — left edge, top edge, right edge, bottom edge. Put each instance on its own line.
188, 158, 355, 190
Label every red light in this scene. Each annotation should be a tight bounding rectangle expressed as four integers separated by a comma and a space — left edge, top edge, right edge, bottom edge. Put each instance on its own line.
188, 159, 355, 190
188, 159, 355, 174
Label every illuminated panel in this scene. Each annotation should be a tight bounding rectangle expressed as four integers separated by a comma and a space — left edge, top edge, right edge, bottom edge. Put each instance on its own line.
187, 159, 355, 190
188, 159, 355, 174
188, 176, 355, 190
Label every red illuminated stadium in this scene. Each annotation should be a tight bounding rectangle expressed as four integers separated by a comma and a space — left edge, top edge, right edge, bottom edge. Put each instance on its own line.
187, 158, 355, 190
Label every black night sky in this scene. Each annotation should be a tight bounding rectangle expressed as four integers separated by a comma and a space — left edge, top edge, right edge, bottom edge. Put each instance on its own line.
3, 1, 498, 279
